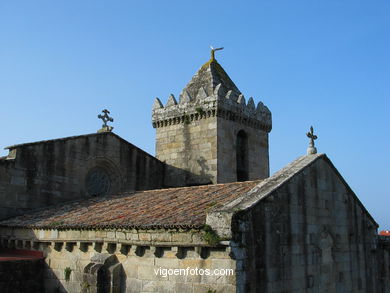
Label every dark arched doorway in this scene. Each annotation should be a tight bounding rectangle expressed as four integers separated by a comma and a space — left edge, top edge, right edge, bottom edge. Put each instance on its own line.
83, 254, 126, 293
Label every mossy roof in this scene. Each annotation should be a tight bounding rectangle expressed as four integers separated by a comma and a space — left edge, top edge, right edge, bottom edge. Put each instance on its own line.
0, 180, 260, 230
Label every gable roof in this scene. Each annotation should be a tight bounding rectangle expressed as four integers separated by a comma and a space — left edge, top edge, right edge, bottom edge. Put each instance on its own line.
0, 153, 378, 230
4, 131, 159, 163
208, 153, 378, 228
0, 180, 260, 230
219, 154, 324, 211
5, 132, 105, 150
6, 132, 135, 152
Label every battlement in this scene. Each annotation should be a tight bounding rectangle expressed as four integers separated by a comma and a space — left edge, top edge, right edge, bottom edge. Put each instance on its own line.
152, 56, 271, 186
151, 84, 272, 132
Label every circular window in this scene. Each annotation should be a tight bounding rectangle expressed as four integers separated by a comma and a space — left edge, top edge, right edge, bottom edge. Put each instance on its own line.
85, 168, 111, 196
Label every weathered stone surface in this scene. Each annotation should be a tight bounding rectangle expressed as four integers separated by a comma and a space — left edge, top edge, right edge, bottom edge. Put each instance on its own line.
152, 57, 271, 186
227, 155, 383, 292
0, 154, 388, 293
0, 132, 165, 220
152, 97, 164, 110
0, 55, 388, 293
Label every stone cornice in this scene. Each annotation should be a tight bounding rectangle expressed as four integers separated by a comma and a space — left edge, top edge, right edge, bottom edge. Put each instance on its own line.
152, 85, 272, 132
0, 227, 231, 259
0, 227, 228, 248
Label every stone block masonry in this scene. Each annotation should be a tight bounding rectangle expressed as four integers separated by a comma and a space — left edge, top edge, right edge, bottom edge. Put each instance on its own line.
0, 132, 165, 220
0, 154, 388, 292
227, 155, 382, 292
1, 53, 388, 293
152, 56, 272, 186
0, 227, 236, 293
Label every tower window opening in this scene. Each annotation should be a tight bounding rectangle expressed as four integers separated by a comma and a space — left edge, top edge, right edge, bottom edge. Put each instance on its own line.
236, 130, 249, 181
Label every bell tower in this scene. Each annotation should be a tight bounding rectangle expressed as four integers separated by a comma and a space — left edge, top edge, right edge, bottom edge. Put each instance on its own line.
152, 51, 272, 187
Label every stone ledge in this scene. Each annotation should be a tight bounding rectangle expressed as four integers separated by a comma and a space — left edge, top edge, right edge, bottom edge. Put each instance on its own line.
0, 237, 231, 260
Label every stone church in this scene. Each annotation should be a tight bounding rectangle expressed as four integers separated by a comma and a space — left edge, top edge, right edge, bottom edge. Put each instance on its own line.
0, 50, 388, 293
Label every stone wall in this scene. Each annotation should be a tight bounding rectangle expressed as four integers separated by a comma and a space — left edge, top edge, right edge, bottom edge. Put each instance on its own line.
377, 236, 390, 292
0, 227, 236, 293
152, 89, 271, 186
155, 113, 218, 187
0, 132, 165, 220
232, 158, 380, 292
217, 117, 269, 183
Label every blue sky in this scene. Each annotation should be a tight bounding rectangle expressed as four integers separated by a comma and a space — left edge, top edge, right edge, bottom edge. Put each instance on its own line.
0, 1, 389, 228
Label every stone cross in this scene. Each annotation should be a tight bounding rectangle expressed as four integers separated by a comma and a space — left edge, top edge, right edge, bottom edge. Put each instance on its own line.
306, 126, 318, 155
210, 46, 224, 61
97, 109, 114, 132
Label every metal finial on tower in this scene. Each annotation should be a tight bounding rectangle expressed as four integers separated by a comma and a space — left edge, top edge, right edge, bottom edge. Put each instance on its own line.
210, 45, 224, 61
97, 109, 114, 133
306, 126, 318, 155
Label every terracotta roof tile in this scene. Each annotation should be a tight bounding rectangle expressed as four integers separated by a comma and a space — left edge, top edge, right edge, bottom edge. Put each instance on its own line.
0, 180, 261, 230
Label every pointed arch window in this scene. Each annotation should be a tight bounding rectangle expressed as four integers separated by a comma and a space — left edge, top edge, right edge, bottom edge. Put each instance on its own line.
236, 130, 249, 181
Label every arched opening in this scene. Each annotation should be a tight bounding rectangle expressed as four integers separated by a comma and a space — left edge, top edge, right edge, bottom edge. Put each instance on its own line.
83, 254, 126, 293
236, 130, 249, 181
85, 167, 111, 196
83, 158, 123, 197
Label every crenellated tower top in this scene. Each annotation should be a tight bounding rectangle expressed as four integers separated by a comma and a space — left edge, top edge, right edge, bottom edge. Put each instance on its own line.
152, 52, 272, 187
152, 53, 271, 132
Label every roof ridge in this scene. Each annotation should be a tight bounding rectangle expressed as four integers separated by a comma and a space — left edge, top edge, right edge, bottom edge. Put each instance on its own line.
132, 179, 263, 194
5, 132, 113, 149
4, 132, 160, 163
215, 154, 325, 212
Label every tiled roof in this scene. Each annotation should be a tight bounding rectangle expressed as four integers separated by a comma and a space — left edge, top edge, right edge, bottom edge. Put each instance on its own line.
210, 154, 378, 228
0, 180, 261, 230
